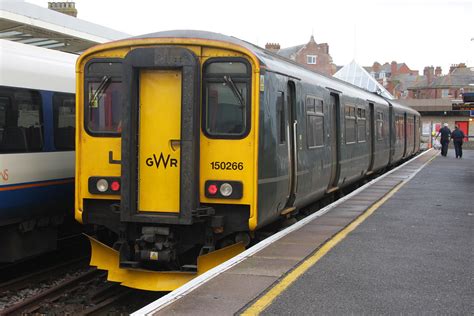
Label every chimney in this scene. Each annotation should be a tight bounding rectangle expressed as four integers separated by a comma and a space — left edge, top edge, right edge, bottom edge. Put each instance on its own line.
372, 62, 381, 72
391, 61, 397, 76
265, 43, 280, 52
435, 66, 442, 76
423, 66, 434, 84
48, 2, 77, 17
319, 43, 329, 54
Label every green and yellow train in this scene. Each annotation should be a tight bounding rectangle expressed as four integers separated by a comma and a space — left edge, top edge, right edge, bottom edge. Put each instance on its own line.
75, 30, 420, 291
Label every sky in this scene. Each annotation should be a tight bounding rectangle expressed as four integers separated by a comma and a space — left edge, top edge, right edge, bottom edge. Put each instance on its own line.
26, 0, 473, 75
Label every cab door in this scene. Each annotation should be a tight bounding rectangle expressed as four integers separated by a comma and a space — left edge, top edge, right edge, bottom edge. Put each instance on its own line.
120, 47, 200, 224
138, 70, 181, 213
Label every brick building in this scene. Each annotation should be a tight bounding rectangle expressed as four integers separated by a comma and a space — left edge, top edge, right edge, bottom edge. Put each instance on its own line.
364, 61, 421, 99
265, 35, 336, 76
408, 63, 473, 99
398, 64, 474, 148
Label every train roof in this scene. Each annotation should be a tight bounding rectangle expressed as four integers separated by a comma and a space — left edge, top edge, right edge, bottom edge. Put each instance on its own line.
133, 30, 392, 102
0, 39, 77, 93
97, 30, 418, 115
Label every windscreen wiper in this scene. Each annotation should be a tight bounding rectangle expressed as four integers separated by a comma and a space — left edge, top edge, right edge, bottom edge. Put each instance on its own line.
223, 75, 245, 107
89, 75, 112, 107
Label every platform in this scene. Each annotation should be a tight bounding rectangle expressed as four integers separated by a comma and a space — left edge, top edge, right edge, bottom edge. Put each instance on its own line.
135, 149, 474, 315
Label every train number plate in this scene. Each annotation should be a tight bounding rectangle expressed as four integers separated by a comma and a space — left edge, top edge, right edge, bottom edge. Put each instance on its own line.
210, 161, 244, 171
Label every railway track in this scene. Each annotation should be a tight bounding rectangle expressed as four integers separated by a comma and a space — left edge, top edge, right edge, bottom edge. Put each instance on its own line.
1, 262, 164, 315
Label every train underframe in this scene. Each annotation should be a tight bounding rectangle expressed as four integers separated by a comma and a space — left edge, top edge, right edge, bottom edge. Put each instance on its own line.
83, 201, 250, 272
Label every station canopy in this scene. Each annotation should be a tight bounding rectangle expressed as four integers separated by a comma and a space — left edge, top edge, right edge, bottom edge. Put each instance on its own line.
0, 0, 130, 53
334, 60, 394, 100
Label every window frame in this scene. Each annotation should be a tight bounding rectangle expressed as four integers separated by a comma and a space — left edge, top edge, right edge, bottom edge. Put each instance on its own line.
357, 106, 367, 143
344, 104, 357, 144
306, 95, 324, 149
84, 58, 123, 138
307, 55, 317, 65
201, 57, 252, 140
277, 91, 286, 145
0, 86, 44, 153
53, 92, 75, 151
376, 111, 384, 141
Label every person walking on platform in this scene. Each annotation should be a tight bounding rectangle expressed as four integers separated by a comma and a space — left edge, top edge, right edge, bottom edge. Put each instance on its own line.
436, 123, 451, 157
451, 125, 465, 159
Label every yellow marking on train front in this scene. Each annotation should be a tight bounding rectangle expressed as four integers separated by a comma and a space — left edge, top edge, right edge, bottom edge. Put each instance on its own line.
87, 235, 245, 291
241, 181, 407, 315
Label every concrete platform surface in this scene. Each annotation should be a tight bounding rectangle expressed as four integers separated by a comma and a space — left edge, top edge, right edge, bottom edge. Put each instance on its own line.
135, 149, 473, 315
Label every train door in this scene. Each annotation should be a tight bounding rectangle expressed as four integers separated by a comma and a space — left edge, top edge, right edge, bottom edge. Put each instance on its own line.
120, 47, 200, 222
327, 93, 340, 191
403, 113, 407, 157
412, 115, 417, 153
284, 81, 297, 208
138, 70, 182, 213
388, 105, 394, 164
368, 102, 375, 173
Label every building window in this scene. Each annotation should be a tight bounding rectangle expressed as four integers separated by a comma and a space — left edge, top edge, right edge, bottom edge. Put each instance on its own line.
441, 89, 449, 98
307, 55, 317, 65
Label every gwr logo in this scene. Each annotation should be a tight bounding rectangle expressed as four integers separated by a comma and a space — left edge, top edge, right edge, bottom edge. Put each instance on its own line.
1, 169, 8, 181
146, 153, 178, 169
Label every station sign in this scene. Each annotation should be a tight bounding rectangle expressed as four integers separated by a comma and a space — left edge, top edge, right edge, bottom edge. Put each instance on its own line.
452, 102, 474, 111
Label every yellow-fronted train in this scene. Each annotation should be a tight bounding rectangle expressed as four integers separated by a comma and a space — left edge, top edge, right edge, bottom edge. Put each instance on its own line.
75, 30, 420, 291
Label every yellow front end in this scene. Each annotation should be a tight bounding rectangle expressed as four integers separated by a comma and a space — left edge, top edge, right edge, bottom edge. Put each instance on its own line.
75, 37, 260, 291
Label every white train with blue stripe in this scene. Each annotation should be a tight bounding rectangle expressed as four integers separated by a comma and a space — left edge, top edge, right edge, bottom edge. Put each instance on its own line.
0, 39, 76, 261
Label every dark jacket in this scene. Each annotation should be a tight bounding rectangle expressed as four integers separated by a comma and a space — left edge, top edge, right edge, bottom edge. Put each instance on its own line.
438, 126, 451, 142
451, 128, 465, 143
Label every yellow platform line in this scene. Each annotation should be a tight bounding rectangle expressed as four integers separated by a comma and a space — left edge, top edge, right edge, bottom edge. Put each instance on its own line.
241, 181, 407, 315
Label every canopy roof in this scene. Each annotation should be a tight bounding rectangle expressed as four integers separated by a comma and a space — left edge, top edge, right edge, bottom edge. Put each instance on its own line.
0, 0, 130, 53
334, 60, 394, 100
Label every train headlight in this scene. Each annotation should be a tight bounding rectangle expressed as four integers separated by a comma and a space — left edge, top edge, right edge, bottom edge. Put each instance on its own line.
219, 183, 233, 197
96, 179, 109, 192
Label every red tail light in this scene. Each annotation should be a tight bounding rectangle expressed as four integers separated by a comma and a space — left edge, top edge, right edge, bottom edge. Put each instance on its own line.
111, 181, 121, 192
207, 184, 218, 195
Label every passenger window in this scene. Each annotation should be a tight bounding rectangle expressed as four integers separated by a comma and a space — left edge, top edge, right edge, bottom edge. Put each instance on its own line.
277, 92, 285, 144
357, 107, 366, 142
203, 59, 251, 138
53, 93, 75, 150
0, 96, 8, 146
0, 88, 43, 153
306, 96, 324, 148
376, 111, 384, 140
345, 105, 356, 144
